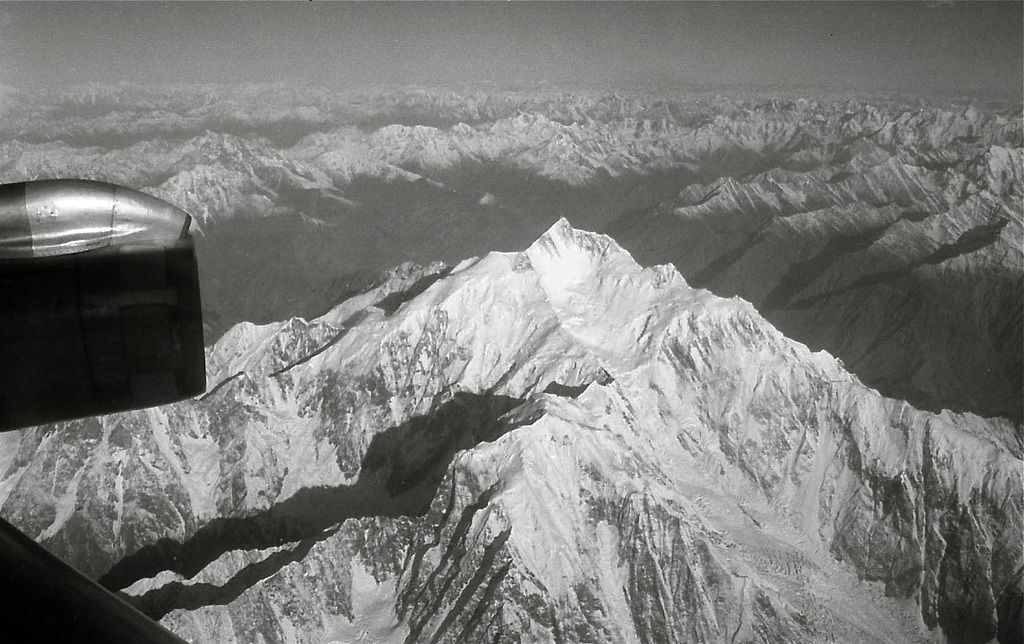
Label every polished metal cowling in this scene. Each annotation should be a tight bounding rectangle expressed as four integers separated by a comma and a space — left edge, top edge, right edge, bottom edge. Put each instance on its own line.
0, 179, 191, 259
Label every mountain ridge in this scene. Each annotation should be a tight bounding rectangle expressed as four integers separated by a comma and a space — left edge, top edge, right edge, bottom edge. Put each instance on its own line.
0, 220, 1018, 643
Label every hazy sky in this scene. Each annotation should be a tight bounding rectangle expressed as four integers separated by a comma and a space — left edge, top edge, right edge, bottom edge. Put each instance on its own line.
0, 2, 1020, 98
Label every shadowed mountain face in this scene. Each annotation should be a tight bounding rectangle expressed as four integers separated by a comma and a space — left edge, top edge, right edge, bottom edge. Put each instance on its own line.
100, 391, 526, 621
0, 221, 1020, 644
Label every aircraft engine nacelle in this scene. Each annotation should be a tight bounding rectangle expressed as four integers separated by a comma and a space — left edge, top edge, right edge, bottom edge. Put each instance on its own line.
0, 179, 206, 431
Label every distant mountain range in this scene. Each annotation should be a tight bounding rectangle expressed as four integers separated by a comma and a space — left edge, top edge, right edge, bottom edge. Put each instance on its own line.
2, 84, 1019, 421
0, 84, 1020, 643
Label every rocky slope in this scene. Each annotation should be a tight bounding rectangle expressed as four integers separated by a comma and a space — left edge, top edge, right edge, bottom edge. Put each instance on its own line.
0, 221, 1019, 643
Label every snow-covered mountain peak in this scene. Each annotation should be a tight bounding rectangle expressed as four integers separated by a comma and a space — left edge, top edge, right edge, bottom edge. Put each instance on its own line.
0, 83, 1019, 640
0, 217, 1019, 643
523, 218, 715, 372
525, 217, 640, 291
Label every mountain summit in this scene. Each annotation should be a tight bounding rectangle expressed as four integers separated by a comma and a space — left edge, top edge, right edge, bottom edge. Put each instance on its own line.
0, 221, 1020, 643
